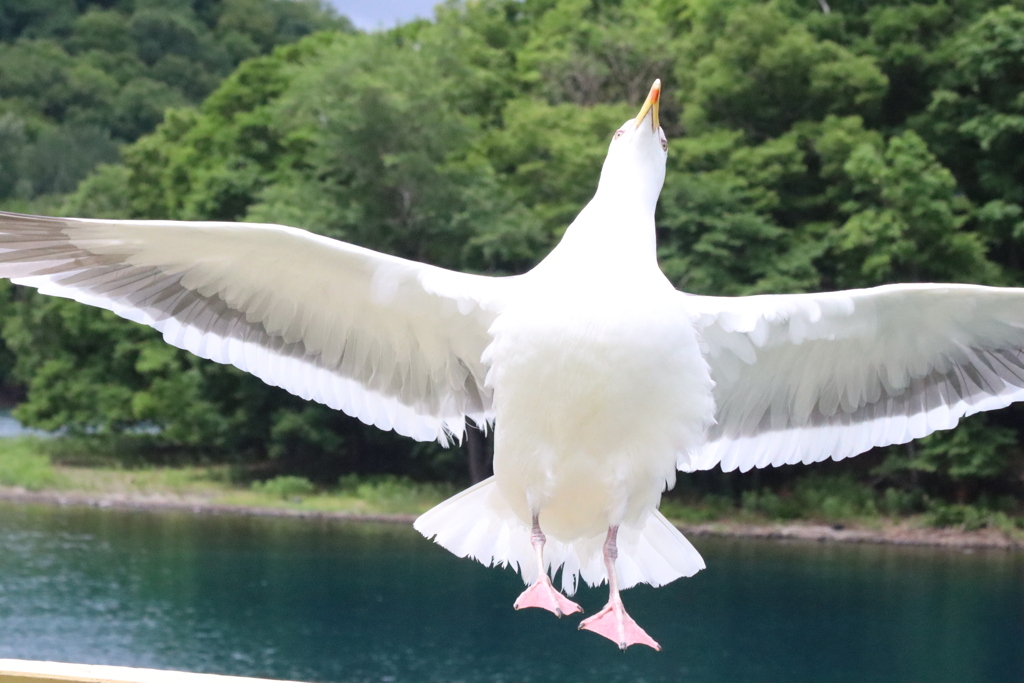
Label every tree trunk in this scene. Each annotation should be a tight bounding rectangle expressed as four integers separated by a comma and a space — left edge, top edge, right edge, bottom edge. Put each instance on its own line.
467, 424, 493, 484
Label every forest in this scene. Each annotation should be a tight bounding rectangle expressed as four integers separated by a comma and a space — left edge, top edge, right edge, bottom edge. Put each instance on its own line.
1, 0, 1023, 526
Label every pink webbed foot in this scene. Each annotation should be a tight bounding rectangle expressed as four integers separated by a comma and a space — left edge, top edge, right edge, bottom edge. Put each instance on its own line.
579, 600, 661, 651
513, 575, 582, 617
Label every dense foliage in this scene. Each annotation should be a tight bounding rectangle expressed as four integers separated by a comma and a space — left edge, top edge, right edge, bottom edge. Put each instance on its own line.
2, 0, 1023, 512
0, 0, 348, 205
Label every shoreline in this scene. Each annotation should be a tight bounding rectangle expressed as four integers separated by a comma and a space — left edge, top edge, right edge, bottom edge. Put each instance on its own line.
2, 486, 1020, 551
0, 487, 419, 525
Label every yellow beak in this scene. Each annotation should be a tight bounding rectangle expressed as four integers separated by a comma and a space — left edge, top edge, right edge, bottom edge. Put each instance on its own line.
634, 79, 661, 131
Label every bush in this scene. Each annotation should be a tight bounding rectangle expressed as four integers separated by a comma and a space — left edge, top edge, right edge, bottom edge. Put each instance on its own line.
879, 487, 926, 517
251, 475, 315, 500
742, 489, 799, 520
926, 503, 988, 531
660, 493, 736, 523
0, 439, 60, 490
42, 433, 202, 468
741, 475, 881, 522
336, 474, 455, 514
924, 502, 1024, 532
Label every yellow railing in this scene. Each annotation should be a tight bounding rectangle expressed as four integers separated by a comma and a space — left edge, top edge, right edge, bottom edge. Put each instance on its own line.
0, 660, 302, 683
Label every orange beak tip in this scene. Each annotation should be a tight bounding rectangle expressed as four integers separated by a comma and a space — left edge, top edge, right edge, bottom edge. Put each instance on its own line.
634, 79, 662, 130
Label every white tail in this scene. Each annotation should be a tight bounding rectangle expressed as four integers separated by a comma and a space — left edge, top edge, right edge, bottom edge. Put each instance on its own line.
414, 477, 705, 596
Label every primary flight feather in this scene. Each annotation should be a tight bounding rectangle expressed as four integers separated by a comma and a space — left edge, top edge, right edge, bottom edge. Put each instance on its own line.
2, 80, 1024, 650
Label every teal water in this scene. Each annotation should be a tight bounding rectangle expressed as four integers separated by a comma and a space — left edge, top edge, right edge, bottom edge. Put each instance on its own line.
0, 502, 1020, 683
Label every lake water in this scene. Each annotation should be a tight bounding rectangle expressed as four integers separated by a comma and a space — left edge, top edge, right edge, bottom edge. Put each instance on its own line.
0, 502, 1020, 683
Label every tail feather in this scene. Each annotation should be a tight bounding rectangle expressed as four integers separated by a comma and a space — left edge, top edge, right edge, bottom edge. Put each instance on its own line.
413, 477, 533, 575
414, 477, 705, 596
616, 509, 705, 590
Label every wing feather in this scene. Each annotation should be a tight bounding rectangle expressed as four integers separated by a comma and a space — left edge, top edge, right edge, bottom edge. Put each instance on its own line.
0, 212, 511, 444
684, 284, 1024, 472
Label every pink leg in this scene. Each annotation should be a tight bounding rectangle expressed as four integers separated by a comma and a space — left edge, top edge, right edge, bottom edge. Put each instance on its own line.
578, 526, 661, 651
513, 515, 582, 617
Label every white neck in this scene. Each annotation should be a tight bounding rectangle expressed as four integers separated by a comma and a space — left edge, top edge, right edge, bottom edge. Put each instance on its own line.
594, 157, 664, 214
540, 186, 659, 276
532, 133, 667, 277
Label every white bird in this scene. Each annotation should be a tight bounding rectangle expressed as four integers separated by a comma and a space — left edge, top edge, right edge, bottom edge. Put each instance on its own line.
3, 80, 1024, 650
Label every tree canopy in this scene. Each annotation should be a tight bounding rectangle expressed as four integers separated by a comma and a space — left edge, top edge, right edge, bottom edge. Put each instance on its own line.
2, 0, 1023, 500
0, 0, 348, 204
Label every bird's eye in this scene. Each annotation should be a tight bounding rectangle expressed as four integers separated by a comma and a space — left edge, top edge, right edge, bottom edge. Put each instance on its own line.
661, 138, 668, 152
613, 129, 625, 140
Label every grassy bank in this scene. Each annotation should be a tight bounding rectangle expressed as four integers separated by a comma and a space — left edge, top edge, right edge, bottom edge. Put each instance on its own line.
0, 438, 455, 516
1, 438, 1022, 540
660, 474, 1024, 536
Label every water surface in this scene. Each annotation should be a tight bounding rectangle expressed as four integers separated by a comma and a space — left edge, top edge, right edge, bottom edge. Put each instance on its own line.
0, 502, 1020, 682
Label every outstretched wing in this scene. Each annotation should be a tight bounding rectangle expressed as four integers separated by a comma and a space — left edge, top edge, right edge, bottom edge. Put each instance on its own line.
0, 212, 512, 443
684, 283, 1024, 472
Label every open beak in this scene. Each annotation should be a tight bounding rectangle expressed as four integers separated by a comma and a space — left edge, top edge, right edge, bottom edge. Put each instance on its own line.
634, 79, 661, 131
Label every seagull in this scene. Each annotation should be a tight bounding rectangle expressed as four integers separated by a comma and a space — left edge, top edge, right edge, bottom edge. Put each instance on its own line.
3, 79, 1024, 650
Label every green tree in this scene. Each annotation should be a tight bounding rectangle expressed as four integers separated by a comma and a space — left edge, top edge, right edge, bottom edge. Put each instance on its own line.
831, 130, 997, 287
675, 1, 888, 141
1, 0, 1022, 500
0, 0, 348, 204
919, 7, 1024, 275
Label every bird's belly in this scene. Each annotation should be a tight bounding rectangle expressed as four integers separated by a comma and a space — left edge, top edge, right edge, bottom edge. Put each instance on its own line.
485, 291, 714, 540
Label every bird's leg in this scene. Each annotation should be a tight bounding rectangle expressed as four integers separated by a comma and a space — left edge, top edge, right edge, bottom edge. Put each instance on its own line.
578, 526, 661, 651
513, 514, 582, 617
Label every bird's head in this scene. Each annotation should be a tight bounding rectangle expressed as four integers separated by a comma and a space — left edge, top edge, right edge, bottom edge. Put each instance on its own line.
596, 79, 668, 210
